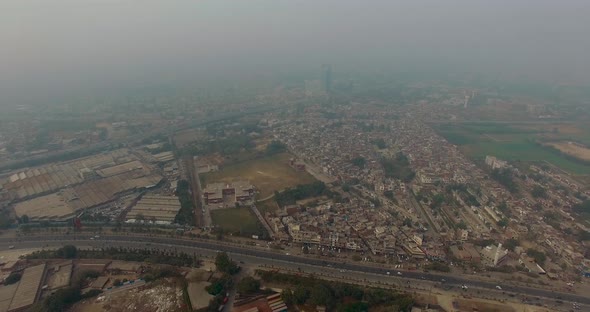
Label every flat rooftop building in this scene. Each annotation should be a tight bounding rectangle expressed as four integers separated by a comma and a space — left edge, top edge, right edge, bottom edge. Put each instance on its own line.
152, 151, 175, 163
203, 181, 254, 205
0, 283, 18, 312
7, 263, 46, 312
13, 193, 75, 222
126, 195, 182, 224
46, 261, 73, 292
96, 160, 144, 178
13, 172, 163, 222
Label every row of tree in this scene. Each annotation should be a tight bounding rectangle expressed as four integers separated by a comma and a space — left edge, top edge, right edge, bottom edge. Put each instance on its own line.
256, 270, 414, 311
205, 252, 242, 311
174, 179, 196, 226
27, 245, 202, 268
275, 181, 328, 207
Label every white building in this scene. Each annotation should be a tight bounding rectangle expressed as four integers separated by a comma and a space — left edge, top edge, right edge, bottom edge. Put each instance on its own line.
480, 243, 508, 267
485, 156, 508, 170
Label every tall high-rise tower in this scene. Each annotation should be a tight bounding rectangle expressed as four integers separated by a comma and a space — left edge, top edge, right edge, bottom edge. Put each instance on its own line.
322, 64, 332, 93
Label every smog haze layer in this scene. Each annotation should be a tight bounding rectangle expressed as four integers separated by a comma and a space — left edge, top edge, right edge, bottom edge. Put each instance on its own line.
1, 0, 589, 105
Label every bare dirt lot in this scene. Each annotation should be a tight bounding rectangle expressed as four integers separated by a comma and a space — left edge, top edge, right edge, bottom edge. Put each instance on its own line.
546, 141, 590, 162
70, 279, 185, 312
435, 292, 553, 312
202, 152, 316, 198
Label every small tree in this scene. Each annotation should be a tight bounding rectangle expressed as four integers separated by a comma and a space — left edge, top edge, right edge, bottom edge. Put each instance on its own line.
302, 245, 310, 254
527, 248, 547, 265
281, 288, 295, 306
402, 217, 412, 227
57, 245, 78, 259
293, 285, 310, 304
531, 185, 547, 199
497, 218, 509, 228
237, 277, 260, 294
310, 284, 333, 306
4, 272, 21, 285
504, 238, 519, 251
20, 215, 29, 224
215, 252, 239, 275
351, 157, 366, 168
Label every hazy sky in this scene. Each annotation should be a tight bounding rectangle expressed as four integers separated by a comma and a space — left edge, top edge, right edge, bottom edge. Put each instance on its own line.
1, 0, 590, 104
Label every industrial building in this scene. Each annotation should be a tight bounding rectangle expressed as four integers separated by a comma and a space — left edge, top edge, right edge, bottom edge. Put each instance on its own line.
12, 172, 163, 222
13, 192, 76, 221
2, 149, 131, 201
46, 261, 73, 292
126, 195, 182, 224
96, 160, 145, 178
152, 151, 175, 163
5, 263, 46, 312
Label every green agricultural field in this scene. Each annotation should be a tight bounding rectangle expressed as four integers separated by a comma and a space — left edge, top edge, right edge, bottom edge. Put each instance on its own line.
433, 122, 590, 174
210, 207, 261, 236
202, 152, 317, 198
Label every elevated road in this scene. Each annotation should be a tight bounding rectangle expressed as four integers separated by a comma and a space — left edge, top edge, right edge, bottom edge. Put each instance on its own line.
1, 234, 588, 307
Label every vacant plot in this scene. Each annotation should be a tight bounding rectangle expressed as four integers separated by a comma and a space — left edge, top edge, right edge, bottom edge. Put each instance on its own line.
453, 297, 516, 312
546, 141, 590, 162
202, 153, 317, 198
70, 279, 185, 312
434, 122, 590, 174
210, 207, 261, 235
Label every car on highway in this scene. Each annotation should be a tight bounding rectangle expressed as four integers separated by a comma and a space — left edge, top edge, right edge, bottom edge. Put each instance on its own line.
8, 245, 14, 249
461, 285, 468, 290
386, 271, 390, 275
396, 271, 402, 276
496, 285, 502, 290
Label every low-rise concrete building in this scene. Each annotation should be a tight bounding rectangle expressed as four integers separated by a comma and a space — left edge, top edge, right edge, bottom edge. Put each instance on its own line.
7, 263, 46, 312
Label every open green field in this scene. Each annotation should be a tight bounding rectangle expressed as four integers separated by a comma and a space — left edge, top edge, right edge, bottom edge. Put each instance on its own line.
433, 122, 590, 174
210, 207, 261, 236
256, 198, 280, 216
202, 152, 317, 198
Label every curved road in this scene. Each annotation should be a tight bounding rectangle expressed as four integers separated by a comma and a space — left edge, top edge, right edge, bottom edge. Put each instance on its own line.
2, 234, 588, 306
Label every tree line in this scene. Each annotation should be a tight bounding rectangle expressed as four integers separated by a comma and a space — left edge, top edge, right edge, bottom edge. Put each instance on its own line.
174, 179, 196, 226
27, 245, 202, 268
256, 270, 414, 311
275, 181, 329, 207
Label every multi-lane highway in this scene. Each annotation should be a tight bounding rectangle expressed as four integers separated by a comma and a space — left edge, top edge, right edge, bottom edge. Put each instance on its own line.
2, 234, 588, 308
